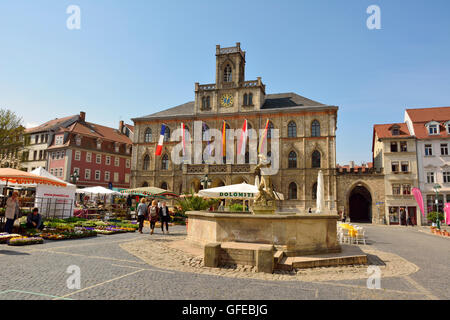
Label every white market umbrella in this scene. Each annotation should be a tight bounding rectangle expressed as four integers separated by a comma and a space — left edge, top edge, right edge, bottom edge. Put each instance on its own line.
316, 170, 325, 213
198, 182, 284, 200
76, 186, 121, 195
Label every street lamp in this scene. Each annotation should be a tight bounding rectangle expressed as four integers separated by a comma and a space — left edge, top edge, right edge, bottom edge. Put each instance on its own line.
433, 184, 441, 229
200, 174, 212, 190
70, 170, 80, 186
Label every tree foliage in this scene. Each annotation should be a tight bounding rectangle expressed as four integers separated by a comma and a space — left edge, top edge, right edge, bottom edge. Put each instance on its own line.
0, 108, 24, 168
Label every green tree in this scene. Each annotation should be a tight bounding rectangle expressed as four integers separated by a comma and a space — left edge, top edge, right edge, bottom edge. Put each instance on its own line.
0, 108, 24, 169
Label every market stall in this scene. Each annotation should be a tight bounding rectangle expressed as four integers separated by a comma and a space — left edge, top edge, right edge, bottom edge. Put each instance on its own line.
31, 167, 76, 218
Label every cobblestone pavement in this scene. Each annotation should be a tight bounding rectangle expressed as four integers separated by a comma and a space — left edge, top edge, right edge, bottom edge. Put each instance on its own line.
0, 224, 448, 300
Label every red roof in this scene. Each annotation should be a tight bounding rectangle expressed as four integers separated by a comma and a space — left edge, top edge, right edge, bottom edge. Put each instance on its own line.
373, 123, 411, 139
406, 107, 450, 139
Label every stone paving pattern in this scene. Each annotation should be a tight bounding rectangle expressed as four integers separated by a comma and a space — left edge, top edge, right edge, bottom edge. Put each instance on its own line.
0, 224, 448, 300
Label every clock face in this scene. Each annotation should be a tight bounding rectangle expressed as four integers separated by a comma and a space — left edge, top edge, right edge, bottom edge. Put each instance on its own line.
220, 94, 233, 107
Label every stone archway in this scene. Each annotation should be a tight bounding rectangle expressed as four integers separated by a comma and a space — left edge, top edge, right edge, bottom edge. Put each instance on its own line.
348, 185, 372, 222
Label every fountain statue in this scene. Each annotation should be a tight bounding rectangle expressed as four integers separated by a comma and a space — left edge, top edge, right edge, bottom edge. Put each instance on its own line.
252, 154, 277, 214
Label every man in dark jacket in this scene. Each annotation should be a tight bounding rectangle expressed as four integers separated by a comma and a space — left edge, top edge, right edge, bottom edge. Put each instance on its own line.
159, 202, 170, 234
26, 208, 44, 230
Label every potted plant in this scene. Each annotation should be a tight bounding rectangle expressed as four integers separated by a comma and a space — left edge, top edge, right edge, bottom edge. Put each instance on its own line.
427, 212, 444, 229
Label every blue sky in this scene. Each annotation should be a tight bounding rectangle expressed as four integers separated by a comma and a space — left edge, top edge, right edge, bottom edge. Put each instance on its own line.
1, 0, 450, 164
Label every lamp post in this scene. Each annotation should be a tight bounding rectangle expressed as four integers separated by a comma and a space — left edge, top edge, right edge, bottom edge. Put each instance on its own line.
433, 183, 441, 229
200, 174, 212, 190
70, 170, 79, 186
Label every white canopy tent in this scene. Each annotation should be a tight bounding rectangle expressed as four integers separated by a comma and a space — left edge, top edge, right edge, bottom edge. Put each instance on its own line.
31, 167, 76, 218
76, 186, 121, 195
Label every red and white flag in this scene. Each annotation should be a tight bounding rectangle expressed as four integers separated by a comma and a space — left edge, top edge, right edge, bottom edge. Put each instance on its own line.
155, 124, 166, 156
238, 119, 248, 156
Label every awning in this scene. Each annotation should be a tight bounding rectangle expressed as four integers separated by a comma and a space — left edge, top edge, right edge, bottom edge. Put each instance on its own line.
120, 186, 178, 197
0, 168, 67, 187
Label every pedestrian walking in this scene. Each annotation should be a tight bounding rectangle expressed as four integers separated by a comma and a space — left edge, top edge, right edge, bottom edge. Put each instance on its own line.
136, 198, 148, 234
148, 200, 159, 235
4, 192, 20, 234
160, 201, 170, 234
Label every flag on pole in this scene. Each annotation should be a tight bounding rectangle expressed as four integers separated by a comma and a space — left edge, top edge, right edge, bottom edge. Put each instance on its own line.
181, 122, 186, 156
258, 119, 270, 154
155, 124, 166, 156
238, 119, 248, 156
222, 121, 227, 157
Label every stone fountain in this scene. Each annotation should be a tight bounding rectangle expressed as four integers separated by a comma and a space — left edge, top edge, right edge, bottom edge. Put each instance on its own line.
185, 156, 366, 273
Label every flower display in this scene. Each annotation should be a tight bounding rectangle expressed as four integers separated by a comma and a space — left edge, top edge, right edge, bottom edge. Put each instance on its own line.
7, 236, 44, 246
0, 233, 22, 244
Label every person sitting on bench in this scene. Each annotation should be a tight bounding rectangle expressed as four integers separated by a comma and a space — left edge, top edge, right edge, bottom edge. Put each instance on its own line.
26, 208, 44, 230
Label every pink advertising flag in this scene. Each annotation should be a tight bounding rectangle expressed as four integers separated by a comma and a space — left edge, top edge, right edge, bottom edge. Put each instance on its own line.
445, 203, 450, 225
412, 188, 425, 218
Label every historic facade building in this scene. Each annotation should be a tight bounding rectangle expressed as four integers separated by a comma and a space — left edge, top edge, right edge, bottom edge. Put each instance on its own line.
46, 112, 133, 189
372, 124, 420, 225
131, 43, 339, 212
405, 107, 450, 218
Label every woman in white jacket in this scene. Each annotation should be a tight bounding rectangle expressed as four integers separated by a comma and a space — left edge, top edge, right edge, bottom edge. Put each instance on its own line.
5, 192, 19, 234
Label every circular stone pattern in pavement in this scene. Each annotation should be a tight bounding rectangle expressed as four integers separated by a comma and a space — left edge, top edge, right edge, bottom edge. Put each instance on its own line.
120, 235, 419, 282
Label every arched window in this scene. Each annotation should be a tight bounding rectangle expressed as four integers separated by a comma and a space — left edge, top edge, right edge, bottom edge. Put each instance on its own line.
288, 121, 297, 138
312, 182, 317, 200
245, 152, 249, 164
248, 93, 253, 105
164, 126, 171, 142
243, 94, 248, 106
161, 154, 169, 170
312, 150, 321, 168
288, 182, 297, 200
142, 181, 149, 187
206, 96, 210, 109
143, 155, 150, 171
202, 97, 206, 109
267, 121, 274, 139
288, 151, 297, 168
160, 182, 168, 190
144, 128, 152, 142
311, 120, 320, 137
224, 64, 232, 82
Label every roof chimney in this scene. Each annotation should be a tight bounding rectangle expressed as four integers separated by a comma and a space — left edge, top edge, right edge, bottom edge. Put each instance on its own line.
349, 161, 354, 169
79, 111, 86, 122
119, 120, 124, 133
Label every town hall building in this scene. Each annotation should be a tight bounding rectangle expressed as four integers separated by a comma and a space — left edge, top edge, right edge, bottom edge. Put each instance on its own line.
131, 43, 339, 212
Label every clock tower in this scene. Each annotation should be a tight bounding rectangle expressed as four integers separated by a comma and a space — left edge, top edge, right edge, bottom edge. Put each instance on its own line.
194, 43, 266, 114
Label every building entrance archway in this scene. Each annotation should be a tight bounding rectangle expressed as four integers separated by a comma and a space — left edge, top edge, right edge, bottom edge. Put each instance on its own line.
348, 186, 372, 222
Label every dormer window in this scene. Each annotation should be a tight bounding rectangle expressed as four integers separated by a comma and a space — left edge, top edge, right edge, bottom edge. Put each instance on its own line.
114, 143, 120, 153
392, 127, 400, 136
96, 139, 102, 150
75, 135, 81, 146
426, 122, 440, 135
445, 121, 450, 134
224, 64, 232, 82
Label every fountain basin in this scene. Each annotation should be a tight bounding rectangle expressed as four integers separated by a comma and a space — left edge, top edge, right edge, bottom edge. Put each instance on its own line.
186, 211, 341, 256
